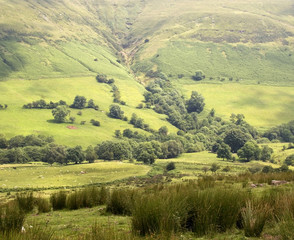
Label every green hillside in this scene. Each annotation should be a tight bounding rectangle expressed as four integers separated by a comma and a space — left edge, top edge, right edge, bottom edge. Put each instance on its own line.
0, 0, 293, 145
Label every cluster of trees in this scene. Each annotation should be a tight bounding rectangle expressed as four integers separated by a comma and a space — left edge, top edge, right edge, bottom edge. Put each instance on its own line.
129, 113, 152, 132
0, 104, 8, 110
0, 134, 97, 165
96, 74, 125, 105
95, 139, 184, 164
96, 74, 115, 84
70, 96, 99, 110
264, 121, 294, 142
23, 96, 99, 111
143, 79, 205, 131
23, 99, 67, 109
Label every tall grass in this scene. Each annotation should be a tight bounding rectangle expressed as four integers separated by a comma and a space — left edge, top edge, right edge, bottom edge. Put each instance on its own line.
241, 201, 271, 237
0, 225, 54, 240
50, 191, 67, 210
0, 201, 25, 233
16, 192, 34, 213
66, 186, 109, 210
35, 198, 51, 213
106, 189, 137, 215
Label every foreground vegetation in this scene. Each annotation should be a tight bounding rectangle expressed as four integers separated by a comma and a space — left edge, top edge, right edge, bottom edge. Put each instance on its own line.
1, 172, 294, 239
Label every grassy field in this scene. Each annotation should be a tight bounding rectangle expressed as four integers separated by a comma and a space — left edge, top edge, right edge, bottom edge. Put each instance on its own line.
0, 76, 177, 146
0, 161, 151, 190
179, 82, 294, 130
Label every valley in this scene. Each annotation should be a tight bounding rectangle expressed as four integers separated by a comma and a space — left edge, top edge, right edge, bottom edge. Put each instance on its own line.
0, 0, 294, 239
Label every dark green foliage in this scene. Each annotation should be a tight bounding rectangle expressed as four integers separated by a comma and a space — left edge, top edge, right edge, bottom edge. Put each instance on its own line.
186, 91, 205, 113
108, 104, 124, 119
96, 74, 108, 83
0, 202, 25, 233
69, 116, 75, 123
107, 189, 136, 215
70, 95, 87, 109
161, 140, 184, 158
166, 162, 175, 171
52, 105, 70, 123
96, 141, 132, 160
85, 145, 97, 163
44, 144, 67, 165
8, 135, 25, 148
66, 145, 85, 164
224, 128, 252, 153
192, 70, 205, 81
264, 120, 294, 142
237, 141, 260, 162
260, 145, 273, 161
216, 143, 232, 160
0, 104, 8, 110
136, 151, 155, 165
16, 192, 34, 213
0, 135, 8, 149
50, 191, 67, 210
87, 99, 99, 110
90, 119, 100, 126
285, 154, 294, 166
210, 163, 220, 172
158, 126, 168, 136
23, 99, 66, 109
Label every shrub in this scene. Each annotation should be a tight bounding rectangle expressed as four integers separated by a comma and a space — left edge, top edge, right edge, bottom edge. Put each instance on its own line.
166, 162, 175, 171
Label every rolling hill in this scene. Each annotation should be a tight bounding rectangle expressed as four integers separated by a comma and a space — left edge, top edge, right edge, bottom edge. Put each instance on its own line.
0, 0, 293, 145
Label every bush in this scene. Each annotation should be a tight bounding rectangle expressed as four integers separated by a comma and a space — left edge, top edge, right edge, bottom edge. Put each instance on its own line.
166, 162, 175, 171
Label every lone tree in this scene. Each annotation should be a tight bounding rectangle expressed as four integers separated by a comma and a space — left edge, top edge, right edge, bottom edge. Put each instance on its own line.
192, 70, 205, 81
108, 104, 124, 119
52, 106, 70, 123
71, 96, 87, 109
186, 91, 205, 113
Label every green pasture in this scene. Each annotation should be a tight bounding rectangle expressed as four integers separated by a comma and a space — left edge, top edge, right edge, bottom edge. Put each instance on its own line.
0, 162, 151, 190
0, 76, 177, 146
180, 83, 294, 129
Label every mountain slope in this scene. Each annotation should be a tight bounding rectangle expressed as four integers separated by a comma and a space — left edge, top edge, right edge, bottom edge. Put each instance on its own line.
0, 0, 294, 145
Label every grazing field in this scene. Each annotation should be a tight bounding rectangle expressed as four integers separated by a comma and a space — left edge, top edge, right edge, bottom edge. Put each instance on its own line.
180, 83, 294, 130
0, 76, 177, 147
0, 162, 151, 190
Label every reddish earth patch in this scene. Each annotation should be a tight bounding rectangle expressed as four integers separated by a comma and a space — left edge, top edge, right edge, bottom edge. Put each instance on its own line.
67, 126, 78, 130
